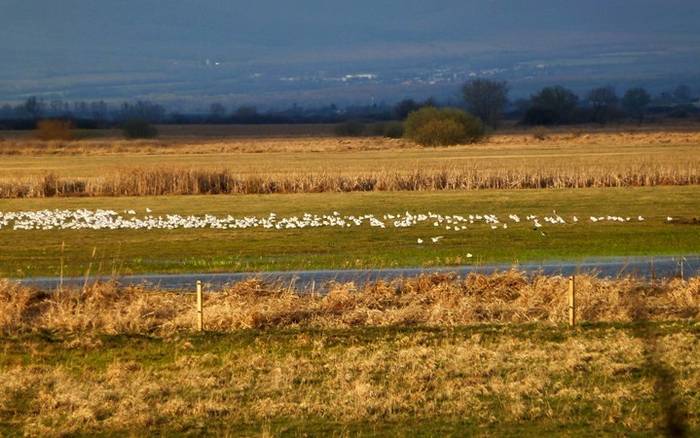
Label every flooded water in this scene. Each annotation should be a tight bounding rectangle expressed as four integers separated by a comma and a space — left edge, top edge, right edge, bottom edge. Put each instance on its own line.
15, 255, 699, 292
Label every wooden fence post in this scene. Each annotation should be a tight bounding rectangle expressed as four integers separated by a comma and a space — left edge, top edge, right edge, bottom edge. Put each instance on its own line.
680, 257, 685, 281
568, 276, 576, 327
196, 280, 203, 332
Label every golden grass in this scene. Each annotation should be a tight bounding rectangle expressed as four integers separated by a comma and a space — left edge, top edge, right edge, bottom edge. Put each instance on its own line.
1, 164, 697, 197
0, 136, 407, 156
5, 331, 699, 435
1, 128, 698, 197
2, 272, 699, 435
2, 129, 700, 156
2, 272, 698, 335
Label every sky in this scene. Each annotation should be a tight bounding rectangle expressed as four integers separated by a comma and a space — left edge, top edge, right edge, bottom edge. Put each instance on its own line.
1, 0, 700, 108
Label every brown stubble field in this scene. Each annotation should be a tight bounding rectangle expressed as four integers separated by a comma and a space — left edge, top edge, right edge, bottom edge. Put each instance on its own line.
0, 128, 699, 197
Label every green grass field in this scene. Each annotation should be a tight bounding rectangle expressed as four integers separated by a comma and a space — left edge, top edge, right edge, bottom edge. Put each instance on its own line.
1, 186, 698, 277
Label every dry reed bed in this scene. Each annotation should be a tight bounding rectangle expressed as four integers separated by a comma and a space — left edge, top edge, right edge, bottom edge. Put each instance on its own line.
2, 163, 699, 197
2, 272, 698, 335
2, 130, 700, 156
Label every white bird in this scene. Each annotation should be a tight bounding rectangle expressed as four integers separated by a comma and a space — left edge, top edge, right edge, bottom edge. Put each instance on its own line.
466, 253, 473, 258
2, 208, 656, 235
667, 217, 673, 222
417, 238, 424, 244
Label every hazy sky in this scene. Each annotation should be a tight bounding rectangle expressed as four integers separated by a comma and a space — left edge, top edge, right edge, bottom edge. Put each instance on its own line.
1, 0, 699, 106
3, 1, 699, 57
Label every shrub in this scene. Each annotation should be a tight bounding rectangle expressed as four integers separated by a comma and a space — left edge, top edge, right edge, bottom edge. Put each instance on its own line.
122, 119, 158, 139
411, 119, 465, 146
404, 107, 484, 146
334, 121, 366, 137
35, 119, 74, 140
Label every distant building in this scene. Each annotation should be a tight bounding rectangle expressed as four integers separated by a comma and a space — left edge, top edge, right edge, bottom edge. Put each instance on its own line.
341, 73, 378, 82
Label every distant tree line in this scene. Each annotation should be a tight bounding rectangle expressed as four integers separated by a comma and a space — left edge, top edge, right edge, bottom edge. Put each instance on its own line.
0, 82, 697, 133
0, 98, 168, 130
0, 98, 400, 130
456, 81, 698, 127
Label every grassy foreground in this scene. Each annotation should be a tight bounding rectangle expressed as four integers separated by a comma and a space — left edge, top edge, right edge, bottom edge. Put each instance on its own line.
1, 323, 698, 436
2, 273, 698, 435
0, 186, 699, 277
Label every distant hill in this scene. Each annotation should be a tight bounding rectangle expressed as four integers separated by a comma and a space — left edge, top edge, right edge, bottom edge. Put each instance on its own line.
1, 0, 699, 108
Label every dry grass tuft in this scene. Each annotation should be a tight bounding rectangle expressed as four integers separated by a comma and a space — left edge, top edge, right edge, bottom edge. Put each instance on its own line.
35, 120, 74, 141
2, 272, 698, 335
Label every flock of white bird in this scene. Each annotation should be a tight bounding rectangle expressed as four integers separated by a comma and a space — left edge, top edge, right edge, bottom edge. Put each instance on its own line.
0, 209, 672, 244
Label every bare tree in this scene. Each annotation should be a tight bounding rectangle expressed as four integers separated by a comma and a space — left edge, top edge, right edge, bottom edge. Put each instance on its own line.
522, 86, 579, 125
462, 79, 509, 128
119, 101, 166, 123
673, 85, 693, 104
90, 101, 109, 121
393, 99, 420, 120
0, 104, 13, 118
622, 88, 651, 122
23, 97, 43, 119
587, 86, 619, 124
49, 99, 65, 116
